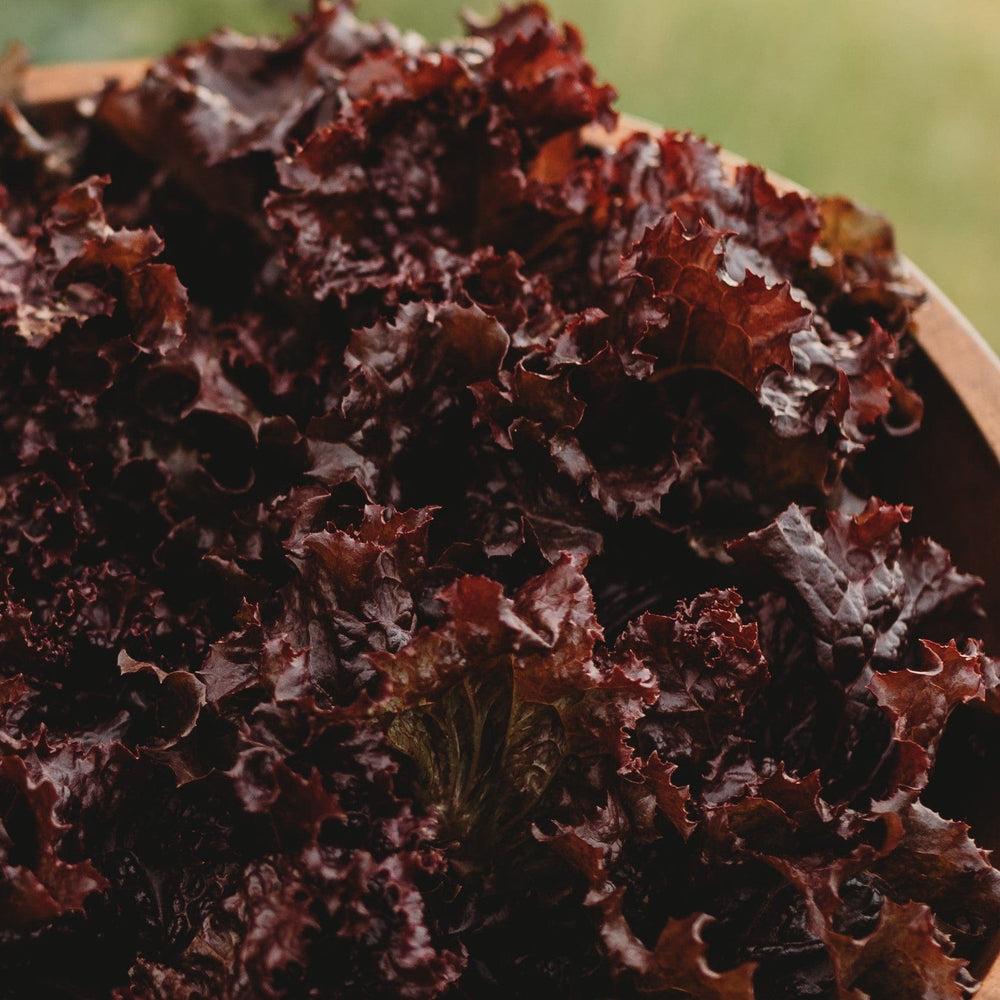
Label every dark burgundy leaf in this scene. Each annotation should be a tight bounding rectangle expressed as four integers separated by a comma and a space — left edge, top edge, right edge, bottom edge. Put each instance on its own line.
0, 3, 992, 998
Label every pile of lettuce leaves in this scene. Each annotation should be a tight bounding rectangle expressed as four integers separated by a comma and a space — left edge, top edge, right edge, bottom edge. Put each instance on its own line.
1, 3, 999, 997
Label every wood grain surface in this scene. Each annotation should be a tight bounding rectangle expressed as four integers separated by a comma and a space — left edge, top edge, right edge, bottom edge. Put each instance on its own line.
18, 58, 1000, 998
21, 58, 148, 106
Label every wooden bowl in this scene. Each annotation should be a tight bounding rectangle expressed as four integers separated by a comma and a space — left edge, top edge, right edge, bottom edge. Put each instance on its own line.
17, 59, 1000, 996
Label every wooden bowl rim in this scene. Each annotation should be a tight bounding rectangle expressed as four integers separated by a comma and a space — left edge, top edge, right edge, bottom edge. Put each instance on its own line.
15, 58, 1000, 996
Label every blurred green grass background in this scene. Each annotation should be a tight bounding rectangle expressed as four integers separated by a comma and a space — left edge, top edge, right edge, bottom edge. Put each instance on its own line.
5, 0, 999, 351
